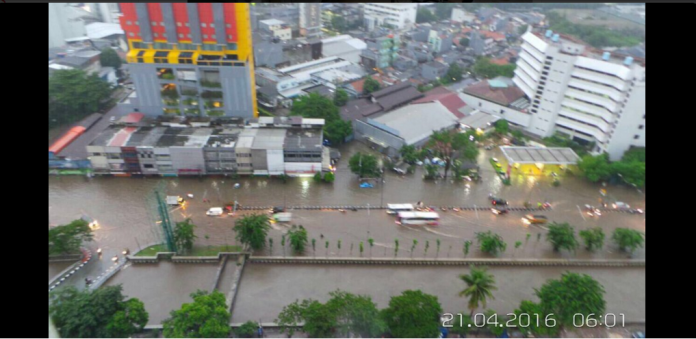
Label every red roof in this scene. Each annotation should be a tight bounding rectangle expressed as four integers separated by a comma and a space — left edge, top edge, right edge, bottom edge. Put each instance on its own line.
350, 76, 385, 94
412, 90, 467, 119
123, 112, 144, 123
490, 58, 509, 65
108, 127, 137, 147
480, 30, 506, 41
49, 126, 86, 155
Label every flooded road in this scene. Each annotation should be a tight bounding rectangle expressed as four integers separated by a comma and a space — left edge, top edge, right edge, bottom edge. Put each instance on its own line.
49, 261, 73, 282
49, 142, 645, 258
232, 264, 646, 324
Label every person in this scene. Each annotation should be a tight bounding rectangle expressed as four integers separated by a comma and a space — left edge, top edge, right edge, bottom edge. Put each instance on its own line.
320, 234, 324, 239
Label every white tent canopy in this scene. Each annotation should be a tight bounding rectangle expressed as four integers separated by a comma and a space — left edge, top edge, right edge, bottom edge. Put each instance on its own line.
500, 146, 580, 165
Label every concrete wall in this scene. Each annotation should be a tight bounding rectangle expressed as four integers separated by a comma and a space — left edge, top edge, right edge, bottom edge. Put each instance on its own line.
354, 120, 405, 157
458, 92, 533, 130
170, 147, 206, 174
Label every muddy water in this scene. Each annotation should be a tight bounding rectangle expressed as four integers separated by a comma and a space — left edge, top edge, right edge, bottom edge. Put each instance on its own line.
232, 264, 646, 324
48, 142, 645, 259
49, 261, 74, 282
104, 262, 220, 325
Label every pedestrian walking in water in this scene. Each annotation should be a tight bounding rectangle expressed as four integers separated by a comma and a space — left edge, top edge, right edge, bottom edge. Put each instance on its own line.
320, 234, 324, 239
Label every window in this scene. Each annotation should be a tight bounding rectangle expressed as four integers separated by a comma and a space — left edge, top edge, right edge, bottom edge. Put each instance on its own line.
479, 103, 482, 107
154, 33, 159, 38
226, 23, 231, 28
179, 34, 184, 38
228, 35, 232, 39
226, 43, 237, 50
152, 21, 157, 26
634, 135, 639, 139
129, 32, 134, 37
126, 21, 132, 25
638, 125, 643, 129
177, 22, 181, 27
144, 164, 154, 169
185, 23, 190, 27
210, 23, 215, 28
201, 23, 207, 28
203, 34, 208, 39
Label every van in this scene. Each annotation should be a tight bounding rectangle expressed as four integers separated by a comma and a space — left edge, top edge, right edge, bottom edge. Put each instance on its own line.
273, 213, 292, 222
522, 214, 547, 225
612, 202, 630, 210
206, 207, 224, 216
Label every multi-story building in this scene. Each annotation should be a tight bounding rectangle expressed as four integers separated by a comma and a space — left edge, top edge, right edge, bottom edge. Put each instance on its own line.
299, 3, 322, 39
512, 30, 645, 160
451, 8, 475, 24
87, 114, 327, 177
252, 4, 300, 36
428, 29, 453, 54
469, 31, 495, 56
49, 3, 101, 48
259, 19, 292, 41
361, 35, 400, 70
363, 3, 417, 30
118, 3, 257, 119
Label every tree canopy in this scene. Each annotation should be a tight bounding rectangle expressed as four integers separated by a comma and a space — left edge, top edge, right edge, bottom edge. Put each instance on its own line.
49, 69, 113, 129
287, 225, 309, 254
162, 290, 230, 338
291, 92, 351, 145
49, 285, 148, 338
363, 76, 381, 94
513, 301, 558, 336
100, 48, 123, 69
579, 227, 605, 252
473, 58, 516, 79
174, 218, 197, 254
49, 219, 93, 255
546, 11, 643, 48
333, 88, 349, 107
276, 290, 385, 338
446, 63, 464, 83
546, 222, 579, 253
426, 130, 479, 179
535, 272, 606, 329
380, 290, 443, 338
416, 8, 437, 23
475, 231, 507, 256
459, 266, 497, 316
233, 214, 271, 250
612, 228, 644, 254
348, 152, 381, 178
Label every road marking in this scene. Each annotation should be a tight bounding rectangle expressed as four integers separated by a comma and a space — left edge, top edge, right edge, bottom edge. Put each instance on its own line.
577, 205, 586, 221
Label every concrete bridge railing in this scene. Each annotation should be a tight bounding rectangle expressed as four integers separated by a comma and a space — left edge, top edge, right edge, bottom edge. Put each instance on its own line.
248, 256, 645, 267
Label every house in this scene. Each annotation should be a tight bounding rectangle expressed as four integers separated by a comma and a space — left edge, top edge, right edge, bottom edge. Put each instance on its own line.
421, 61, 449, 81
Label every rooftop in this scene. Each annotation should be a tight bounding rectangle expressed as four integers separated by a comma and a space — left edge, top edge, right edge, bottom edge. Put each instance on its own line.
458, 111, 500, 130
284, 128, 324, 151
412, 89, 468, 119
260, 18, 286, 26
371, 82, 424, 112
463, 78, 527, 107
500, 146, 581, 165
341, 98, 383, 121
369, 101, 460, 145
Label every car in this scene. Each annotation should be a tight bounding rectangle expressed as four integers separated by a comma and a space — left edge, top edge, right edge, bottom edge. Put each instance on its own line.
269, 206, 285, 214
109, 116, 117, 122
492, 157, 499, 163
485, 145, 493, 150
491, 198, 507, 206
491, 207, 508, 215
522, 214, 548, 225
392, 167, 406, 175
612, 202, 630, 210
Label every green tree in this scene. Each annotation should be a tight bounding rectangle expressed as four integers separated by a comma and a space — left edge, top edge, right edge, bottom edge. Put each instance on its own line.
233, 214, 271, 250
325, 240, 330, 256
449, 314, 473, 337
49, 69, 113, 129
173, 218, 197, 254
312, 238, 317, 256
48, 219, 94, 255
611, 160, 645, 187
578, 153, 613, 183
411, 239, 418, 258
288, 225, 309, 254
459, 37, 469, 47
546, 222, 579, 253
380, 290, 443, 338
281, 234, 286, 256
424, 240, 430, 256
416, 8, 438, 23
368, 238, 374, 258
100, 48, 123, 69
400, 145, 419, 164
333, 88, 349, 106
436, 239, 441, 258
394, 239, 400, 257
464, 240, 472, 256
513, 301, 558, 336
612, 228, 645, 254
324, 118, 353, 145
494, 119, 509, 136
276, 290, 385, 338
235, 321, 259, 338
427, 130, 479, 179
348, 152, 380, 178
535, 272, 606, 329
331, 15, 347, 33
49, 285, 148, 338
579, 227, 605, 252
323, 171, 335, 183
363, 76, 381, 94
359, 241, 364, 257
434, 3, 453, 19
162, 290, 230, 338
446, 63, 463, 83
291, 92, 340, 121
475, 231, 507, 256
459, 266, 497, 316
313, 171, 323, 183
268, 238, 273, 255
483, 309, 507, 337
473, 58, 517, 79
517, 24, 529, 35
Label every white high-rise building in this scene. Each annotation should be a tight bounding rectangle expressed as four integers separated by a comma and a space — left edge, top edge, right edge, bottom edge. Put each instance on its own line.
363, 3, 417, 30
299, 3, 322, 39
513, 31, 645, 161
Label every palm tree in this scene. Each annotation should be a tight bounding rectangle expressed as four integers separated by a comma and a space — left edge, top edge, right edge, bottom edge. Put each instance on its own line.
459, 266, 497, 317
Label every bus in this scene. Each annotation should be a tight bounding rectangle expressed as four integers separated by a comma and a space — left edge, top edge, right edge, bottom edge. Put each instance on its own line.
395, 211, 440, 225
386, 203, 415, 215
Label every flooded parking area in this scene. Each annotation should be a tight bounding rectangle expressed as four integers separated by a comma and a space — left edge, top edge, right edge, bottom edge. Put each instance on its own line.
232, 264, 645, 324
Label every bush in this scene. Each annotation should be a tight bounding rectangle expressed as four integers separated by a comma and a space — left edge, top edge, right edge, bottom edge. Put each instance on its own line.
553, 179, 560, 187
323, 171, 335, 183
313, 172, 323, 182
235, 321, 259, 338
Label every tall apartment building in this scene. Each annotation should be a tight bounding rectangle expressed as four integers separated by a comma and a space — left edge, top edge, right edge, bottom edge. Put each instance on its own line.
119, 3, 257, 118
513, 31, 645, 160
299, 3, 322, 39
363, 3, 417, 30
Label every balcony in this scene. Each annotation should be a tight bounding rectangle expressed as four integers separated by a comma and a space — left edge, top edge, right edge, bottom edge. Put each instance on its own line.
206, 110, 224, 117
200, 80, 222, 88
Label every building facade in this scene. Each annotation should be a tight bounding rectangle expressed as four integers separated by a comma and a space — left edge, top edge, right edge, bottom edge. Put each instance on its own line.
87, 116, 327, 177
363, 3, 417, 30
513, 31, 645, 160
119, 3, 258, 118
361, 35, 400, 70
299, 3, 322, 39
259, 19, 292, 41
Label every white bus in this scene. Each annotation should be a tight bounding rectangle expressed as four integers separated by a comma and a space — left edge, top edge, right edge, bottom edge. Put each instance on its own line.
395, 211, 440, 225
386, 203, 415, 215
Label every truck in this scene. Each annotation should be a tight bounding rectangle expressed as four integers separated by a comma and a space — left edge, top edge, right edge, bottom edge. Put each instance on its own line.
166, 195, 184, 206
273, 213, 292, 223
